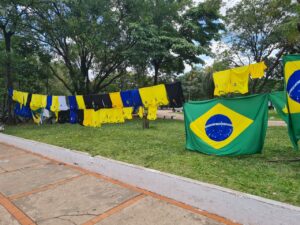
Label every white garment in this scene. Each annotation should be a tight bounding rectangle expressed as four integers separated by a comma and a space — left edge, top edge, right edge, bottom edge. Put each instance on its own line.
58, 96, 69, 111
42, 109, 50, 118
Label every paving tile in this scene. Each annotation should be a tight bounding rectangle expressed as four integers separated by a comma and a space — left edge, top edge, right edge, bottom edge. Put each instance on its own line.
0, 144, 25, 159
0, 153, 49, 172
0, 205, 20, 225
13, 175, 139, 225
96, 196, 223, 225
0, 163, 82, 197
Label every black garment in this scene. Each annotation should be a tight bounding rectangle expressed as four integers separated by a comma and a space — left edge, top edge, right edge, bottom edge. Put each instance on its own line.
165, 82, 185, 108
26, 93, 32, 108
77, 110, 84, 125
99, 94, 112, 108
84, 94, 112, 110
58, 110, 70, 124
83, 95, 93, 109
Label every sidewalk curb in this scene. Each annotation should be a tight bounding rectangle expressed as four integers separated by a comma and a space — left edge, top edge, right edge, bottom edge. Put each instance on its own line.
0, 133, 299, 225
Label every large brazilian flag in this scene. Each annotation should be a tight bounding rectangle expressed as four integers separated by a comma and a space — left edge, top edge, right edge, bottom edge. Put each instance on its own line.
283, 55, 300, 149
184, 94, 268, 156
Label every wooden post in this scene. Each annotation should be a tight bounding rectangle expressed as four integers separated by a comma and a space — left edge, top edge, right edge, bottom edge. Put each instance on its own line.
142, 108, 150, 129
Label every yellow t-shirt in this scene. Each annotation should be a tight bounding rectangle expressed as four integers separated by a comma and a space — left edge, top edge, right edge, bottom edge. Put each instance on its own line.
91, 110, 101, 127
147, 105, 158, 120
109, 92, 123, 108
249, 61, 267, 79
139, 84, 169, 107
106, 108, 125, 123
123, 107, 133, 120
30, 94, 47, 111
83, 109, 93, 127
76, 95, 86, 110
213, 70, 231, 96
230, 66, 250, 94
50, 96, 59, 112
13, 91, 28, 106
138, 106, 144, 119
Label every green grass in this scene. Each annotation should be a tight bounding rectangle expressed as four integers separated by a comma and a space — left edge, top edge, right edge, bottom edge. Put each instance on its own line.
268, 109, 283, 121
4, 119, 300, 206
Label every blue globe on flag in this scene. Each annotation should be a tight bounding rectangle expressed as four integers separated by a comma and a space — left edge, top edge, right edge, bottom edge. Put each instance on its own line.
205, 114, 233, 142
287, 70, 300, 103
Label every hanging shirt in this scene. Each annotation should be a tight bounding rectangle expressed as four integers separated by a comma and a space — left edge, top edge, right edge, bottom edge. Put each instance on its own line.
139, 84, 169, 107
50, 96, 59, 112
58, 96, 69, 111
131, 89, 143, 109
77, 110, 84, 125
165, 82, 185, 108
30, 94, 47, 111
120, 90, 133, 107
83, 109, 93, 127
109, 92, 123, 108
213, 70, 231, 96
122, 107, 133, 120
58, 110, 70, 124
69, 110, 78, 124
107, 108, 125, 123
25, 93, 32, 108
93, 94, 112, 110
230, 65, 250, 94
147, 105, 158, 120
14, 103, 32, 118
42, 109, 51, 118
138, 106, 144, 119
68, 96, 78, 110
32, 111, 42, 124
114, 108, 125, 123
13, 91, 28, 106
91, 109, 101, 127
83, 95, 93, 109
249, 61, 267, 79
76, 95, 86, 110
46, 96, 52, 111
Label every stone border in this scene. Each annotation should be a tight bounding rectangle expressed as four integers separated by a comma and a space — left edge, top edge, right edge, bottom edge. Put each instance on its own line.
0, 133, 299, 225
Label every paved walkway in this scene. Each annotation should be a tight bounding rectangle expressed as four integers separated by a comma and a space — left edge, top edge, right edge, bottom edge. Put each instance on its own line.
157, 110, 286, 127
0, 143, 237, 225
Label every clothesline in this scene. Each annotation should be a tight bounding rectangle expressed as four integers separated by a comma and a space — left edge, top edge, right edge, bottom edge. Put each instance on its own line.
10, 82, 185, 127
213, 61, 267, 96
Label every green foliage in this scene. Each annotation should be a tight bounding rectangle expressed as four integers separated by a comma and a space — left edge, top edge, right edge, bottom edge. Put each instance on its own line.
28, 0, 148, 94
224, 0, 300, 93
180, 68, 214, 101
130, 0, 224, 84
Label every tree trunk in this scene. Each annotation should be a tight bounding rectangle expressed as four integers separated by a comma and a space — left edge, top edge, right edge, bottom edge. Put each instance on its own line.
4, 32, 14, 124
251, 79, 258, 94
154, 63, 159, 85
142, 115, 150, 129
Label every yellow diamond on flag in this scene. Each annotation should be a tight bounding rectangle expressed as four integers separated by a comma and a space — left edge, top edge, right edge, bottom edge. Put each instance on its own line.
285, 60, 300, 113
190, 103, 253, 149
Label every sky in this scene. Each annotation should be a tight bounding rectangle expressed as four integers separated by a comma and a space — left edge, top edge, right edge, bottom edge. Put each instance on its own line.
183, 0, 240, 73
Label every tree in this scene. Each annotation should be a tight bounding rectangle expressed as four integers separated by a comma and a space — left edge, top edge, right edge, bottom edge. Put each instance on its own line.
225, 0, 300, 93
0, 0, 35, 122
131, 0, 224, 85
28, 0, 146, 95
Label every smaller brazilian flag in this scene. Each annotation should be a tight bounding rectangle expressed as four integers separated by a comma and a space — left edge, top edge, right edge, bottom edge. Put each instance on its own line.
283, 55, 300, 149
184, 94, 268, 156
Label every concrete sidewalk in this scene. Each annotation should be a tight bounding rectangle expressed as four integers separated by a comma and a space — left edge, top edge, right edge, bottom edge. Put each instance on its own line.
0, 143, 235, 225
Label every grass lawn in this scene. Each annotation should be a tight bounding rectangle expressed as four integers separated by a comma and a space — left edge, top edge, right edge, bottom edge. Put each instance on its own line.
269, 109, 283, 121
4, 119, 300, 206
